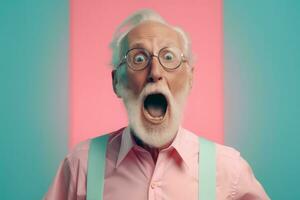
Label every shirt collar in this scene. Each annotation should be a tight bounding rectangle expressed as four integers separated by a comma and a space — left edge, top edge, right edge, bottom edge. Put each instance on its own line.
169, 126, 194, 169
116, 127, 135, 168
115, 126, 194, 169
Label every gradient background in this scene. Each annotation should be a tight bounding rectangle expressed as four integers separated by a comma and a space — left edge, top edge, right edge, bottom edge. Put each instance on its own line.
70, 0, 223, 148
1, 0, 299, 199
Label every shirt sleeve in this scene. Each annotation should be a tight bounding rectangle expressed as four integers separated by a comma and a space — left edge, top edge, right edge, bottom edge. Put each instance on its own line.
43, 158, 77, 200
233, 156, 270, 200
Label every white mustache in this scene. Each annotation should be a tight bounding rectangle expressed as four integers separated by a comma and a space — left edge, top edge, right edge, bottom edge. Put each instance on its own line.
139, 82, 171, 103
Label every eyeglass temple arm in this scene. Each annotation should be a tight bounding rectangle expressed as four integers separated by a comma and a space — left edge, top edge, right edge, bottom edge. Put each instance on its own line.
117, 56, 127, 68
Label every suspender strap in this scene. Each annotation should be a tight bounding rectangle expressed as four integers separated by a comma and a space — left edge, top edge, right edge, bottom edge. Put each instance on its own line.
87, 134, 109, 200
87, 135, 216, 200
198, 137, 216, 200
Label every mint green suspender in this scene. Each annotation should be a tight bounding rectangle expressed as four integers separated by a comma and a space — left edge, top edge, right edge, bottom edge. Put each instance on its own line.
87, 135, 109, 200
198, 137, 216, 200
87, 135, 216, 200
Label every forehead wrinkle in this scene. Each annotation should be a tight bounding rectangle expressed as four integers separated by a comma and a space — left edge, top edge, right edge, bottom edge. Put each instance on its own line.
130, 39, 179, 47
127, 21, 184, 53
129, 38, 182, 55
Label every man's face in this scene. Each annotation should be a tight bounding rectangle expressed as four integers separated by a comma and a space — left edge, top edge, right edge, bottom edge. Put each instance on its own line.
113, 21, 193, 148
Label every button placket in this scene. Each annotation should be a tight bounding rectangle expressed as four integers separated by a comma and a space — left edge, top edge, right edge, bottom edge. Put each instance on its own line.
148, 151, 168, 200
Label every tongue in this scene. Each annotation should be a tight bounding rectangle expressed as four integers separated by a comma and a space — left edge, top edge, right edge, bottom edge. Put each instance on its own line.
146, 104, 164, 117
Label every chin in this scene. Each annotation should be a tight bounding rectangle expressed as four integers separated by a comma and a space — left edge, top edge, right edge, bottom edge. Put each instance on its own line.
119, 82, 189, 148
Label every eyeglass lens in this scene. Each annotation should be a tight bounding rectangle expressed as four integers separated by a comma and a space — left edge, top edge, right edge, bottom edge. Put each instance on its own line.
126, 47, 182, 70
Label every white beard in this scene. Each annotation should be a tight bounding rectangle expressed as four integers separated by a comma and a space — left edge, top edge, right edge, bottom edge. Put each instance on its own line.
117, 81, 190, 148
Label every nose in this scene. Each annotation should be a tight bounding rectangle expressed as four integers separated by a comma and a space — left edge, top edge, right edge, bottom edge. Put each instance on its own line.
147, 56, 163, 83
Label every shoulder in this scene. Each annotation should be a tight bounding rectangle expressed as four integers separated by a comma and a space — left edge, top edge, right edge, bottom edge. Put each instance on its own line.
181, 128, 243, 193
215, 143, 242, 182
212, 142, 246, 198
215, 143, 241, 164
214, 143, 270, 199
182, 127, 241, 165
65, 139, 90, 165
65, 128, 124, 172
214, 143, 257, 183
181, 128, 242, 161
44, 129, 124, 199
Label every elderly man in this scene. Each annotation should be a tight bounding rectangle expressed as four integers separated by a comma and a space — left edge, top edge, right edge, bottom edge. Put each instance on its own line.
45, 9, 270, 200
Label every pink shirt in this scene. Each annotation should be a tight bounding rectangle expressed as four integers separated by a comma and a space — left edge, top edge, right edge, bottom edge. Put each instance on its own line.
44, 126, 270, 200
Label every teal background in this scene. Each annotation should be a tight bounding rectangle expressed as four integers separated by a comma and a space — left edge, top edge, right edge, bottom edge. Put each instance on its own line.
1, 0, 300, 199
0, 1, 69, 199
224, 1, 300, 199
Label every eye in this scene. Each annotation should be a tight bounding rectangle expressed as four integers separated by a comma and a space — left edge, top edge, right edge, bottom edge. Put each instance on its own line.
163, 52, 174, 61
134, 54, 147, 64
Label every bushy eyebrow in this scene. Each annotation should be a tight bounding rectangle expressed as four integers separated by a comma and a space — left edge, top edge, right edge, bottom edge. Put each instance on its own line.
129, 42, 147, 49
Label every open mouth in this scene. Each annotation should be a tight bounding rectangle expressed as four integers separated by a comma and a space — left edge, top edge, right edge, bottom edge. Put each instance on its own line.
143, 93, 168, 123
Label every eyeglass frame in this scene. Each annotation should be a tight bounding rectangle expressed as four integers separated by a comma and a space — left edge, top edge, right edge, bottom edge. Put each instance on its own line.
117, 47, 188, 71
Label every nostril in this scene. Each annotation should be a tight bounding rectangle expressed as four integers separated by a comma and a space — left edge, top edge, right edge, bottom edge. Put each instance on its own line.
148, 77, 154, 82
147, 75, 162, 83
147, 61, 163, 82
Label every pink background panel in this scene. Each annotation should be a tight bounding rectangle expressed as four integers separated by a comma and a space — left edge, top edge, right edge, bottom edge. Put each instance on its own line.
70, 0, 223, 148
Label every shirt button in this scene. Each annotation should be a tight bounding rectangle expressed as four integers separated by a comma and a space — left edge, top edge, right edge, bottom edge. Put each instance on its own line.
150, 182, 156, 189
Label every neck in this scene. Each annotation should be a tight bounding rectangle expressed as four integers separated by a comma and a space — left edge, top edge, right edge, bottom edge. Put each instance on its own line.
131, 131, 175, 164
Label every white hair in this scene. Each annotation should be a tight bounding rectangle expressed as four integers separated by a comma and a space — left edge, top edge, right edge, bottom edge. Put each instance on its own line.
110, 9, 193, 69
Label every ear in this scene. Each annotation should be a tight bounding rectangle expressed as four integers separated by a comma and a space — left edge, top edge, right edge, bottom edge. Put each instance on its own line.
112, 70, 121, 98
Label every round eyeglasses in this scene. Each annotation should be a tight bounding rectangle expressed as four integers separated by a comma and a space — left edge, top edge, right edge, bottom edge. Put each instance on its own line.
117, 47, 187, 71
